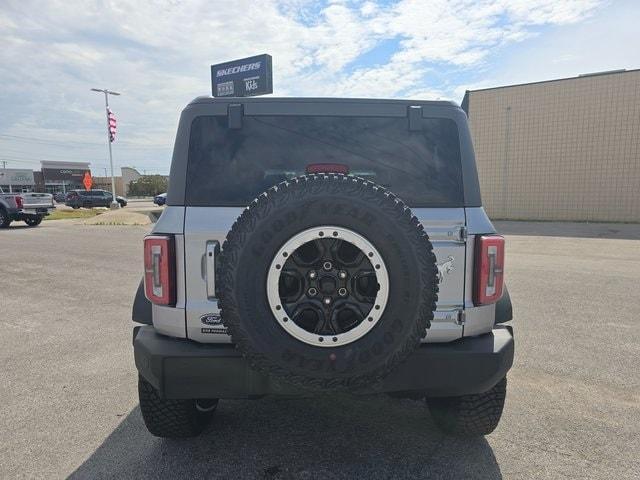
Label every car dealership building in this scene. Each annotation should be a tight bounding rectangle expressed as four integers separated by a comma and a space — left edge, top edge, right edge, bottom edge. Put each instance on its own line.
0, 168, 35, 192
35, 161, 92, 194
462, 68, 640, 222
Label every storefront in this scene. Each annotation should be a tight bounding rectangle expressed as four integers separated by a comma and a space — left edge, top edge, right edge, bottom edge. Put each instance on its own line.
40, 161, 91, 194
0, 168, 35, 192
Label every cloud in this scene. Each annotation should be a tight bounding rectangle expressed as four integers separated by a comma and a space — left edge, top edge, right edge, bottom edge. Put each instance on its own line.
0, 0, 607, 173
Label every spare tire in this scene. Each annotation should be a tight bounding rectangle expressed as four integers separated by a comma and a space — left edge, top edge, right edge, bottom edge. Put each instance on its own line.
219, 174, 438, 390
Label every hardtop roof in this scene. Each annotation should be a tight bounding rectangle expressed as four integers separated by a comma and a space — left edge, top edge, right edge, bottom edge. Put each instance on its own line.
187, 96, 459, 108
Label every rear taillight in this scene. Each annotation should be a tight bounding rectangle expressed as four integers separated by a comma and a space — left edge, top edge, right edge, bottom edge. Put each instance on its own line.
144, 235, 176, 306
15, 196, 24, 209
473, 235, 505, 306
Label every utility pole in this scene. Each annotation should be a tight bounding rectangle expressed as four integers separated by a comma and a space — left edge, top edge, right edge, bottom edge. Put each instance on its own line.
2, 160, 13, 193
91, 88, 121, 209
1, 160, 12, 192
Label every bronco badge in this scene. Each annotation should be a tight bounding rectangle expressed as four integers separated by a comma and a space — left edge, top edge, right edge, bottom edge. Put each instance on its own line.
437, 255, 455, 284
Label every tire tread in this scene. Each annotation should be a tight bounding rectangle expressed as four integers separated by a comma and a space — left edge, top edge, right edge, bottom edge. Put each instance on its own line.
138, 375, 213, 438
427, 377, 507, 436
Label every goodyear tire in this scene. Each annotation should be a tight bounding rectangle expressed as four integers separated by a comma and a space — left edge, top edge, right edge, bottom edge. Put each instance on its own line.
138, 376, 218, 438
427, 377, 507, 436
218, 174, 438, 391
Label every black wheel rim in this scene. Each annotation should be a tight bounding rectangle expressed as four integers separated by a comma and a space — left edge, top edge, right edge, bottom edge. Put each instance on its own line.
266, 226, 391, 348
279, 238, 379, 336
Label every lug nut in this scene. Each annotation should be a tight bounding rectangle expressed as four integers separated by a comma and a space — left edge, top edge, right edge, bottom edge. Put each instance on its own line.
308, 287, 317, 296
323, 261, 332, 271
309, 271, 317, 279
338, 287, 347, 296
323, 297, 332, 305
339, 271, 347, 279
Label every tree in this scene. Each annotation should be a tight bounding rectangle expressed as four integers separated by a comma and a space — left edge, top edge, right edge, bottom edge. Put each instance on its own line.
128, 175, 168, 197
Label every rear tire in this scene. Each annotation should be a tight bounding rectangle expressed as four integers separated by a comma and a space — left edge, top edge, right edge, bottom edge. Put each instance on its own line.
24, 216, 43, 227
427, 377, 507, 436
138, 375, 218, 438
0, 208, 11, 228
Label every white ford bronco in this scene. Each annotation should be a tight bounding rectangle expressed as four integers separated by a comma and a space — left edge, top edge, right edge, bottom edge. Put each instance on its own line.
132, 97, 513, 438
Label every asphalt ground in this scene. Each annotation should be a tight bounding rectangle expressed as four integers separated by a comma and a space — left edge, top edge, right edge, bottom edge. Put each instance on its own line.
0, 219, 639, 479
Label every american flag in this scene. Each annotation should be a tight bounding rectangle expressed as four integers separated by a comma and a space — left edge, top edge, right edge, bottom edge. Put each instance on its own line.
108, 108, 117, 142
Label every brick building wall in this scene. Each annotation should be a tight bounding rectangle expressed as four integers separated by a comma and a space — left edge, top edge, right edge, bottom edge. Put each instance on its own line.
464, 69, 640, 222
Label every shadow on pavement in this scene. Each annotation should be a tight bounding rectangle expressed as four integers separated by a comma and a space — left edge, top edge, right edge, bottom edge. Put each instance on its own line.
69, 396, 501, 479
494, 220, 640, 240
2, 223, 33, 230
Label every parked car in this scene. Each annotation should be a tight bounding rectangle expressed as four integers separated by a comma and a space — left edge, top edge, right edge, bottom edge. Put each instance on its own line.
65, 189, 127, 208
132, 96, 513, 439
53, 192, 67, 203
153, 193, 167, 206
0, 188, 55, 227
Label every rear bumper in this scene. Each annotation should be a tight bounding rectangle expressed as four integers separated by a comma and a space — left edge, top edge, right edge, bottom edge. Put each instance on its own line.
134, 325, 514, 399
11, 206, 55, 218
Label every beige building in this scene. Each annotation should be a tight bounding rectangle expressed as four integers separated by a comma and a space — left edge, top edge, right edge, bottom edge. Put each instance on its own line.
462, 69, 640, 222
91, 176, 125, 196
92, 167, 143, 196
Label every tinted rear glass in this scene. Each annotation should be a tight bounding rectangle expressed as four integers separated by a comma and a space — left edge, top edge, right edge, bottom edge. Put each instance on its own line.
186, 115, 463, 207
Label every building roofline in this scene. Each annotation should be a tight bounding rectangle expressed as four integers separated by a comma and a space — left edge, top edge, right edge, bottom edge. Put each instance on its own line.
466, 68, 640, 94
40, 160, 91, 168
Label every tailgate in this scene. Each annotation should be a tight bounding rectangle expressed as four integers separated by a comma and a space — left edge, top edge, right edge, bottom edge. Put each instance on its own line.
21, 193, 54, 208
414, 207, 466, 342
181, 207, 468, 344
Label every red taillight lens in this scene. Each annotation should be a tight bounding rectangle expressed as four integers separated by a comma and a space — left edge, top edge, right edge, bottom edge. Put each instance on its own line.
306, 163, 350, 175
144, 235, 176, 306
473, 235, 505, 306
15, 196, 24, 209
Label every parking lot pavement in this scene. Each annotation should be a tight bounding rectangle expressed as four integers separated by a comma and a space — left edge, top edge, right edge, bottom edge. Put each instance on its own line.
1, 220, 639, 479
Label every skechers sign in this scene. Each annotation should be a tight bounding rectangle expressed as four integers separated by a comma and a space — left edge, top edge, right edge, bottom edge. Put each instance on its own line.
211, 54, 273, 97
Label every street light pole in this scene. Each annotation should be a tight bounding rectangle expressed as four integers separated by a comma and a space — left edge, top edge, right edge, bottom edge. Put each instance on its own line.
91, 88, 120, 209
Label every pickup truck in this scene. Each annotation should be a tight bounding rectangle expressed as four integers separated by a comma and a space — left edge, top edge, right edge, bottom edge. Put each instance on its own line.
0, 188, 55, 227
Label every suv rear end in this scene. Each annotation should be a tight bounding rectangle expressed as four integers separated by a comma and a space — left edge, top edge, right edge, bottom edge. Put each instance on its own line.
132, 97, 513, 438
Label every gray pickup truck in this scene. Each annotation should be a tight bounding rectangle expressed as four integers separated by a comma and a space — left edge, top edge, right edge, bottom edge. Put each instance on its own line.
132, 96, 514, 439
0, 188, 55, 227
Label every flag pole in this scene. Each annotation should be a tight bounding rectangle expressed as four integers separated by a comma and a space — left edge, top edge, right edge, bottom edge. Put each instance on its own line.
91, 88, 121, 209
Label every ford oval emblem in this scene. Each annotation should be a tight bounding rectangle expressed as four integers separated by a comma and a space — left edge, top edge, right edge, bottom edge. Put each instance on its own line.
200, 313, 222, 326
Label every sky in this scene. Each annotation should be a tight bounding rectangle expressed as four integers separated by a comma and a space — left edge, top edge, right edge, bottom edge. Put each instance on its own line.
0, 0, 638, 176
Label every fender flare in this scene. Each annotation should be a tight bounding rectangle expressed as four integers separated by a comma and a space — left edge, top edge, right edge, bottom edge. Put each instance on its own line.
495, 284, 513, 324
132, 278, 152, 325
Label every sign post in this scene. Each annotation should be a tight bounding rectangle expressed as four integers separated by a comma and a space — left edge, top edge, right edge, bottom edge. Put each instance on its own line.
211, 54, 273, 98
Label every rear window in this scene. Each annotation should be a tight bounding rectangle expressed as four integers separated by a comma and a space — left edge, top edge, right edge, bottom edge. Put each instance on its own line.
186, 115, 463, 207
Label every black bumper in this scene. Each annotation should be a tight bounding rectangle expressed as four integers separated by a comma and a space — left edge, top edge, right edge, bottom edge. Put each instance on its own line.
10, 207, 54, 220
134, 325, 514, 399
